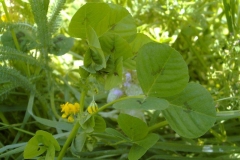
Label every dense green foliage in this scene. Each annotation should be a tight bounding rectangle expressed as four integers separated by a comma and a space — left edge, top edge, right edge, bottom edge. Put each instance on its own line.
0, 0, 240, 159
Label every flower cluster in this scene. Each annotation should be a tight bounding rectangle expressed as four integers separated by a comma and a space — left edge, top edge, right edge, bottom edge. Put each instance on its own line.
87, 100, 98, 114
61, 102, 80, 122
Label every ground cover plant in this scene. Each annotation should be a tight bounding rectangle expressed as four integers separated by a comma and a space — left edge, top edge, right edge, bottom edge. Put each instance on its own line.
0, 0, 240, 159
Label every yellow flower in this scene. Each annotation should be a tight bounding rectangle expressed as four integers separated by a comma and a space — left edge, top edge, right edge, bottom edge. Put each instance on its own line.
60, 102, 80, 122
67, 115, 74, 122
87, 100, 98, 114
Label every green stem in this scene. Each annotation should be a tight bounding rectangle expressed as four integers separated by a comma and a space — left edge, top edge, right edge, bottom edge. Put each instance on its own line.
57, 122, 80, 160
80, 89, 86, 113
96, 95, 145, 113
0, 112, 15, 135
50, 84, 61, 119
148, 120, 168, 133
0, 122, 35, 136
57, 90, 86, 160
1, 1, 21, 51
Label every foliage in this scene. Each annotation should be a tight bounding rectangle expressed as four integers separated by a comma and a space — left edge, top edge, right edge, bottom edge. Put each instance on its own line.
0, 0, 240, 160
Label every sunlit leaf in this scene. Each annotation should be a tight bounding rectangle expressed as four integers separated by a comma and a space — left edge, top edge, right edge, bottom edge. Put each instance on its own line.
68, 3, 136, 39
69, 3, 110, 38
107, 3, 137, 39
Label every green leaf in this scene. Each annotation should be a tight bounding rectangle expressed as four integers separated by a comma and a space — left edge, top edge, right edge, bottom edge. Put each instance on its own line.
118, 114, 148, 141
93, 115, 106, 132
107, 3, 137, 39
99, 33, 132, 60
162, 83, 216, 138
35, 130, 60, 151
86, 25, 106, 68
136, 42, 189, 97
113, 97, 169, 110
79, 67, 90, 80
23, 135, 47, 159
105, 57, 123, 90
68, 3, 136, 39
129, 33, 152, 54
128, 133, 159, 160
45, 144, 55, 160
123, 33, 152, 69
80, 114, 95, 133
71, 132, 87, 153
50, 34, 74, 56
105, 128, 129, 140
69, 3, 110, 38
142, 97, 169, 110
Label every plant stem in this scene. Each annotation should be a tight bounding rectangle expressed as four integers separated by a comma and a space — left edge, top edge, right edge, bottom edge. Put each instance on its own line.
0, 122, 35, 136
57, 90, 86, 160
80, 89, 86, 113
0, 112, 15, 135
1, 1, 21, 51
57, 122, 80, 160
148, 120, 168, 133
50, 85, 61, 119
96, 95, 145, 113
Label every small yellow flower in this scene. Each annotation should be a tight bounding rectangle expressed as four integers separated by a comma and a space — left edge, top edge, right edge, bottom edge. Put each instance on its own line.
87, 100, 98, 114
67, 115, 74, 122
60, 102, 80, 122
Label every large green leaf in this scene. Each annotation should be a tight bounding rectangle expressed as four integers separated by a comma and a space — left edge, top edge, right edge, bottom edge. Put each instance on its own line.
113, 97, 169, 110
107, 3, 137, 39
118, 113, 148, 141
136, 42, 189, 97
68, 3, 136, 39
128, 133, 159, 160
69, 3, 110, 38
162, 83, 216, 138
